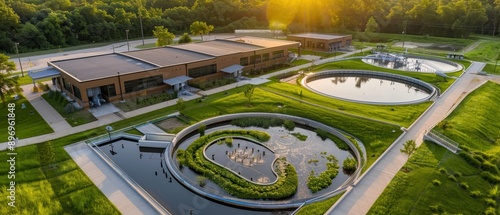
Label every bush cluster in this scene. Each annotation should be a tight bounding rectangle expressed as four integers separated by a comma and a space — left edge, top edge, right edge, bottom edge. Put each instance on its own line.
290, 132, 308, 141
283, 120, 296, 131
432, 179, 442, 186
231, 117, 284, 128
315, 129, 329, 141
190, 78, 237, 90
481, 171, 500, 184
469, 190, 482, 198
178, 130, 297, 199
307, 155, 339, 193
342, 157, 357, 174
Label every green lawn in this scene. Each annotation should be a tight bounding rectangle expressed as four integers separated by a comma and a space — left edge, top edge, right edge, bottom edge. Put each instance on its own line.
369, 141, 494, 215
0, 143, 120, 214
42, 92, 97, 126
0, 95, 53, 140
313, 59, 462, 93
482, 63, 500, 75
289, 59, 311, 66
135, 43, 156, 49
464, 40, 500, 62
289, 49, 343, 58
296, 192, 345, 215
262, 82, 430, 128
434, 81, 500, 153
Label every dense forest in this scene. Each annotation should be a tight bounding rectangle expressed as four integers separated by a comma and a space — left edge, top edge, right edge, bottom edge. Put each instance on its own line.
1, 0, 499, 54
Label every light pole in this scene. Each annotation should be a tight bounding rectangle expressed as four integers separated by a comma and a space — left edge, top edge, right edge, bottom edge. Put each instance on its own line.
125, 29, 130, 51
106, 126, 113, 141
117, 72, 124, 101
14, 43, 24, 77
139, 11, 145, 46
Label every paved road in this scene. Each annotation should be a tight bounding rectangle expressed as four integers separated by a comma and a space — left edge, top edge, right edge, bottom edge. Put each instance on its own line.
327, 62, 486, 215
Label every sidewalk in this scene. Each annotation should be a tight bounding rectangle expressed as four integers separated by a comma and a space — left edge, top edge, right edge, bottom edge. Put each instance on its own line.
327, 62, 486, 215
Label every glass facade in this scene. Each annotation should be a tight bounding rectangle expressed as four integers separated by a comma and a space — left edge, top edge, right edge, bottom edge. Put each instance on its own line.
124, 75, 163, 93
272, 50, 284, 59
72, 85, 82, 100
262, 53, 270, 61
240, 57, 249, 66
188, 64, 217, 78
100, 84, 117, 98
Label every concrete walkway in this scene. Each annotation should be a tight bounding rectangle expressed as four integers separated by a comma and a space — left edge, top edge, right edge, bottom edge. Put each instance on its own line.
136, 123, 165, 134
327, 62, 487, 215
21, 84, 72, 131
65, 142, 163, 215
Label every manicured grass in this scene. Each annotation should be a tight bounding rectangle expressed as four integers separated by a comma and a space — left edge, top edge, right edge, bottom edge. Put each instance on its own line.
482, 63, 500, 75
124, 128, 143, 135
313, 59, 461, 93
464, 40, 500, 62
368, 142, 493, 215
289, 49, 343, 58
296, 192, 344, 215
261, 82, 430, 127
0, 96, 53, 140
434, 81, 500, 153
0, 144, 120, 214
135, 43, 156, 49
42, 92, 97, 126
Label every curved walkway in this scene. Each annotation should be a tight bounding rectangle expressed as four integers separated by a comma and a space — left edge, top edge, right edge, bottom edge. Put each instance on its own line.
327, 62, 487, 215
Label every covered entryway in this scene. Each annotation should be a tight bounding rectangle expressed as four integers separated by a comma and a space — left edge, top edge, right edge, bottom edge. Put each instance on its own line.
27, 67, 61, 87
163, 76, 192, 91
220, 64, 244, 79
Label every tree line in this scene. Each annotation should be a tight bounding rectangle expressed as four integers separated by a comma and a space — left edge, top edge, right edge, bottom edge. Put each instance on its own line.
1, 0, 499, 54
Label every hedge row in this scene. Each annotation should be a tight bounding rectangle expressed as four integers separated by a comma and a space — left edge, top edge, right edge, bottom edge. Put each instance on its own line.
231, 117, 285, 128
459, 151, 500, 176
178, 130, 298, 199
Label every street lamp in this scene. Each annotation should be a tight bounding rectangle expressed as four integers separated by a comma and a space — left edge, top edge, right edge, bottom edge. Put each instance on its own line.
125, 29, 130, 51
106, 126, 113, 141
14, 43, 24, 77
138, 11, 145, 46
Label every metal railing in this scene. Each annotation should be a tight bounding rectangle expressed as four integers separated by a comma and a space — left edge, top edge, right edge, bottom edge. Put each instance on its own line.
426, 130, 460, 153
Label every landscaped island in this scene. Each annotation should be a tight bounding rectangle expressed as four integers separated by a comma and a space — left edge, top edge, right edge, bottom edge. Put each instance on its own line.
176, 130, 298, 199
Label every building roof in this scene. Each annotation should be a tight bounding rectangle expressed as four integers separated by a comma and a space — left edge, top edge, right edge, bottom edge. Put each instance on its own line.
122, 47, 214, 67
288, 33, 351, 40
194, 40, 262, 52
223, 36, 299, 48
172, 43, 240, 56
220, 64, 244, 74
28, 67, 60, 80
51, 54, 157, 82
163, 75, 192, 86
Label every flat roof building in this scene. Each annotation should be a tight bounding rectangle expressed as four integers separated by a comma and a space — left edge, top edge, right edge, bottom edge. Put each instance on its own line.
287, 33, 352, 53
32, 37, 299, 109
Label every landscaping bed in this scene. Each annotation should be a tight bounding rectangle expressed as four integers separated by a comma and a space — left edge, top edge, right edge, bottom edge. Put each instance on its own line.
42, 91, 97, 126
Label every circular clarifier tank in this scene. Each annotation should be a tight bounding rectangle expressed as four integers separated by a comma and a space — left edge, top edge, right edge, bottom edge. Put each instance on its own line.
362, 53, 462, 73
302, 70, 438, 105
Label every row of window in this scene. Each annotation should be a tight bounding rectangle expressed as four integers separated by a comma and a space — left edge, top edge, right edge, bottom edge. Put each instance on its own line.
240, 51, 282, 66
124, 75, 163, 93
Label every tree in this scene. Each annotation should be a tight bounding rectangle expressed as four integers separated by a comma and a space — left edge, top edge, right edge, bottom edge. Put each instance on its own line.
189, 21, 213, 41
400, 139, 417, 171
176, 98, 186, 114
153, 26, 175, 47
178, 33, 192, 44
0, 54, 21, 107
244, 85, 255, 106
365, 16, 379, 34
39, 141, 55, 167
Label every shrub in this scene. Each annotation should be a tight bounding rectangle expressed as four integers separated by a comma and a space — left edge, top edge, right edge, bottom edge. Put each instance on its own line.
448, 175, 457, 182
343, 157, 357, 174
484, 207, 496, 215
459, 151, 482, 167
484, 198, 496, 207
199, 124, 206, 136
432, 179, 442, 186
481, 171, 500, 184
307, 154, 340, 193
231, 117, 284, 128
429, 204, 444, 213
438, 167, 448, 174
469, 190, 482, 198
482, 161, 500, 175
315, 129, 329, 140
459, 182, 469, 190
197, 176, 207, 187
283, 120, 295, 131
453, 171, 463, 178
291, 132, 307, 141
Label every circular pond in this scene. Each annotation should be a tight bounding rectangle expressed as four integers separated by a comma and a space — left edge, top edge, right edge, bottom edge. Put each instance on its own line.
302, 70, 438, 105
362, 53, 462, 73
165, 113, 364, 209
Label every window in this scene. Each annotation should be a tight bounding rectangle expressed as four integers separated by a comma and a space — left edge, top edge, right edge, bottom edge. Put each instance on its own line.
62, 77, 73, 94
124, 75, 163, 93
72, 86, 82, 100
272, 50, 284, 59
250, 55, 261, 64
188, 64, 217, 78
100, 84, 116, 98
262, 53, 269, 61
240, 57, 249, 66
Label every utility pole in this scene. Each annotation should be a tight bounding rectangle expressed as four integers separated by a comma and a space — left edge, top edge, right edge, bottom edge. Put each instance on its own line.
139, 11, 145, 46
14, 43, 24, 77
125, 29, 130, 51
